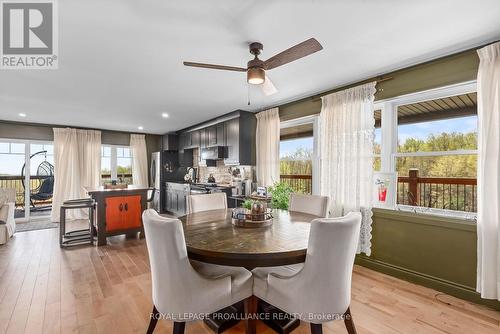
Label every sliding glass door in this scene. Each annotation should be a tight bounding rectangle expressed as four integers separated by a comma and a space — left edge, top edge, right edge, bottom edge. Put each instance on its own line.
0, 139, 54, 222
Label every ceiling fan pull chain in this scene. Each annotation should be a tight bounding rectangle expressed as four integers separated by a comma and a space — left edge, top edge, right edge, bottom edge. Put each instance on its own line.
247, 84, 251, 106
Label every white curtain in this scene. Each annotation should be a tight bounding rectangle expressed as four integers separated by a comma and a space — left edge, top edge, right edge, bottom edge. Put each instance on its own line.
320, 82, 376, 255
51, 128, 101, 222
130, 134, 149, 187
256, 107, 280, 187
476, 42, 500, 301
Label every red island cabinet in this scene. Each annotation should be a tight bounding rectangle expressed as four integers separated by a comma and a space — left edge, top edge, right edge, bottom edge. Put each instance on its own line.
105, 195, 142, 231
85, 186, 151, 246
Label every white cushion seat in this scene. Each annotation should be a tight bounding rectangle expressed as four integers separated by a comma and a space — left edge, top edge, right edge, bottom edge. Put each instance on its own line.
252, 264, 304, 299
190, 260, 253, 304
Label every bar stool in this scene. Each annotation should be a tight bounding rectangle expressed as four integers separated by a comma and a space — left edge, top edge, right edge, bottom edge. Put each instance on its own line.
59, 198, 96, 247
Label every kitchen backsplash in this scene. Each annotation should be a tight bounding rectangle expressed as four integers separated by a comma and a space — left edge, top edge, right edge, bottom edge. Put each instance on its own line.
193, 148, 254, 184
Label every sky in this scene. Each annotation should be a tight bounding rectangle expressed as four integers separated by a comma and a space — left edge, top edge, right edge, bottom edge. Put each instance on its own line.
280, 137, 313, 158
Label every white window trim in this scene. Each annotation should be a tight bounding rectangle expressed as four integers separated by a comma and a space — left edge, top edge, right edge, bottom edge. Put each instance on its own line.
280, 115, 320, 195
101, 144, 132, 181
374, 80, 478, 218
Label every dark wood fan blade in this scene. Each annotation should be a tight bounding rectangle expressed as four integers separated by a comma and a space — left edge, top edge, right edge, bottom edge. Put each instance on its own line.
183, 61, 246, 72
263, 38, 323, 70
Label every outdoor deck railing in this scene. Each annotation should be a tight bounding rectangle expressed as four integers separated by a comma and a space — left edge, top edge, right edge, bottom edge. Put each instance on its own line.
397, 169, 477, 212
0, 173, 133, 207
280, 174, 313, 194
281, 171, 477, 212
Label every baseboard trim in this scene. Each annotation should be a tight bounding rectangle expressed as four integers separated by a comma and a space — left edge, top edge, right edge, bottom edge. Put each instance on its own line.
355, 255, 500, 311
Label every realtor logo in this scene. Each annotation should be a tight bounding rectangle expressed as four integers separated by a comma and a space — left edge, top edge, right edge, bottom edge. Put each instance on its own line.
1, 0, 58, 69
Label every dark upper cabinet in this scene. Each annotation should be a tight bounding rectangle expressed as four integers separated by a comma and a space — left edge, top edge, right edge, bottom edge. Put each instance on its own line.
206, 124, 225, 147
224, 118, 239, 165
178, 132, 188, 152
224, 112, 256, 165
161, 134, 178, 151
177, 110, 255, 166
189, 130, 200, 148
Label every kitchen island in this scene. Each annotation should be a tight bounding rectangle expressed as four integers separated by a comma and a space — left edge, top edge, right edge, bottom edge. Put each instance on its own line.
85, 185, 152, 246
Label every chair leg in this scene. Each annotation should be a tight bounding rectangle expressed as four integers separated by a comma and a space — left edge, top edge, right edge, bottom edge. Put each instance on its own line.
344, 307, 357, 334
173, 322, 185, 334
146, 305, 159, 334
310, 323, 323, 334
244, 296, 258, 334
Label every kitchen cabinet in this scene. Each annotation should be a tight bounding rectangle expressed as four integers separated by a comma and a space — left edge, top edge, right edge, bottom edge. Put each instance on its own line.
188, 130, 200, 148
206, 123, 225, 147
224, 118, 239, 165
104, 195, 142, 232
165, 183, 189, 216
224, 112, 256, 165
177, 110, 256, 166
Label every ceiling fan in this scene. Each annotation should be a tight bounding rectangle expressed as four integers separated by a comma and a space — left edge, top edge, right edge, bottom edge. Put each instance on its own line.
183, 38, 323, 96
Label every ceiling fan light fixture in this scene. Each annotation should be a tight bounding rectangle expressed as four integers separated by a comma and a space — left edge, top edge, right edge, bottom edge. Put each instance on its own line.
247, 67, 265, 85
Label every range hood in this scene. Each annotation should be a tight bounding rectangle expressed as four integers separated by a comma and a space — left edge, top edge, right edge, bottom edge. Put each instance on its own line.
201, 146, 226, 160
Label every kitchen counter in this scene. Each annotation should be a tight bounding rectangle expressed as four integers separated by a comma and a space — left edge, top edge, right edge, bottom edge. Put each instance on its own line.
85, 185, 152, 194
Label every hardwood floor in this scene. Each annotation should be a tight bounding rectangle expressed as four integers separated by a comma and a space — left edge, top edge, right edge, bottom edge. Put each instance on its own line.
1, 225, 499, 334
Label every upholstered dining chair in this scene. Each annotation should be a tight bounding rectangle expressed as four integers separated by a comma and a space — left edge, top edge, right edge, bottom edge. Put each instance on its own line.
142, 209, 253, 334
252, 212, 361, 334
186, 192, 227, 214
288, 193, 329, 218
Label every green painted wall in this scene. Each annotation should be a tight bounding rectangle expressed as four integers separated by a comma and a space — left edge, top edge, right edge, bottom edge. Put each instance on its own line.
356, 209, 500, 310
278, 49, 479, 121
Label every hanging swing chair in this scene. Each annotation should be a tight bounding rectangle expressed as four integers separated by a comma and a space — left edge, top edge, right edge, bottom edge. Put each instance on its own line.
21, 150, 55, 211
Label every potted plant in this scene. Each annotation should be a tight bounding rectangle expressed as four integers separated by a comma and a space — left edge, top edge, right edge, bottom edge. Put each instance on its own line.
267, 181, 294, 210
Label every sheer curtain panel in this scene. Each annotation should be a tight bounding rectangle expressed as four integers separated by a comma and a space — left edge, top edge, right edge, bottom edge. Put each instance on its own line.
130, 134, 149, 187
320, 82, 376, 255
51, 128, 101, 222
256, 108, 280, 187
476, 42, 500, 301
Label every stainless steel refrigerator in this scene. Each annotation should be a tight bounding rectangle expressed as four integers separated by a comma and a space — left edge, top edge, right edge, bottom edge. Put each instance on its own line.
150, 152, 161, 212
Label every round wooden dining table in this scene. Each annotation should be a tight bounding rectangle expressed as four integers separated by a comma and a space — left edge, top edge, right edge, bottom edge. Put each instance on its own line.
179, 208, 317, 269
179, 208, 318, 334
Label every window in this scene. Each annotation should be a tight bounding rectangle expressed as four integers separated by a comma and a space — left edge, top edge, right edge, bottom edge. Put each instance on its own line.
376, 83, 478, 215
101, 145, 133, 184
280, 137, 314, 194
279, 116, 319, 194
373, 109, 381, 171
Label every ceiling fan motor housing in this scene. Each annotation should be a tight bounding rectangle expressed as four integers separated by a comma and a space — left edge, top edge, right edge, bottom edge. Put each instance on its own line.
247, 57, 265, 84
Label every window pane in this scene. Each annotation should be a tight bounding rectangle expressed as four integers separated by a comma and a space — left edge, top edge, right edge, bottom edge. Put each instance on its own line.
397, 93, 477, 153
117, 158, 132, 174
11, 143, 25, 154
374, 109, 381, 154
396, 155, 476, 177
0, 142, 9, 153
44, 145, 54, 155
123, 147, 131, 158
31, 144, 44, 153
279, 136, 313, 194
373, 157, 381, 172
395, 155, 477, 212
116, 147, 124, 157
102, 146, 111, 157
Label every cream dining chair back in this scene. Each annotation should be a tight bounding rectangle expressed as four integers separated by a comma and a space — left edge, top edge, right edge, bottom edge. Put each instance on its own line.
289, 193, 329, 217
186, 192, 227, 214
142, 209, 252, 334
252, 212, 361, 334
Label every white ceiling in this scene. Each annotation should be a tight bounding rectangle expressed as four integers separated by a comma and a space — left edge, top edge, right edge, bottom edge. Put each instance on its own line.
1, 0, 499, 134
